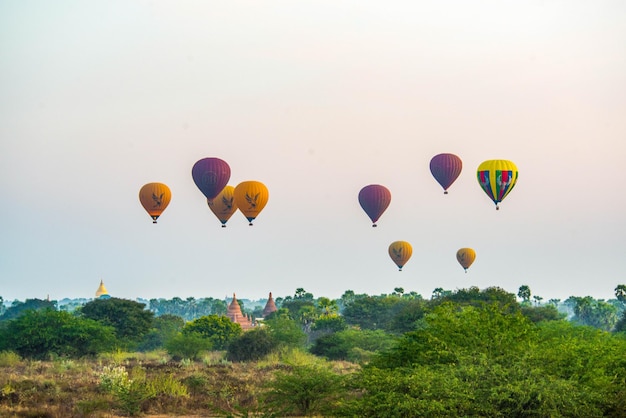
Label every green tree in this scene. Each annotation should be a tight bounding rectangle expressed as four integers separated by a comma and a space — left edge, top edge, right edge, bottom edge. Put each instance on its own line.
615, 284, 626, 304
311, 315, 347, 333
517, 285, 531, 303
226, 327, 278, 362
0, 298, 57, 321
81, 298, 154, 348
294, 288, 314, 300
343, 302, 622, 417
262, 364, 345, 416
310, 329, 396, 362
0, 309, 115, 359
317, 297, 339, 317
138, 314, 185, 351
570, 296, 619, 331
264, 316, 307, 349
520, 304, 566, 323
165, 332, 213, 361
182, 314, 242, 350
388, 298, 428, 334
342, 295, 405, 330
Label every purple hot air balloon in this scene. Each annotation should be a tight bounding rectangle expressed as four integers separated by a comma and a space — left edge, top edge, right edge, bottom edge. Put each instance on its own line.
358, 184, 391, 227
192, 157, 231, 200
430, 153, 462, 194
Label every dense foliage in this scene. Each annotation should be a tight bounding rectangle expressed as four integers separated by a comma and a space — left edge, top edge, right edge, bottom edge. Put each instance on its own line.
81, 298, 154, 349
0, 309, 115, 359
1, 285, 625, 416
342, 303, 626, 417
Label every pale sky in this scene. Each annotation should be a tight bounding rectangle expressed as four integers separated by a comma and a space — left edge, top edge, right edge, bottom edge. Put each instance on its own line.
1, 1, 625, 303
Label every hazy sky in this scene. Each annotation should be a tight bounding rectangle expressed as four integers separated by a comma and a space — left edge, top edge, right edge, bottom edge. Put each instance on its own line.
1, 1, 625, 303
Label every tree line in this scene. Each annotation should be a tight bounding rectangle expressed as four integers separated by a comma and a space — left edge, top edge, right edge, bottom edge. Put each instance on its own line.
1, 285, 626, 416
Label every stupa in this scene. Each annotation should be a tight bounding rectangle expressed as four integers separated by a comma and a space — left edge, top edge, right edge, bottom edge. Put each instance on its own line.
95, 280, 111, 299
226, 293, 254, 330
262, 292, 278, 317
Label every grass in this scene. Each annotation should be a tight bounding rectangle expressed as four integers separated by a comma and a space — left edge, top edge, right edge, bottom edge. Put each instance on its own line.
0, 349, 358, 417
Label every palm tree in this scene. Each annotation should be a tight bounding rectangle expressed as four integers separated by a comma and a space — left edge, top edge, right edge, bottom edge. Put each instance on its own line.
615, 284, 626, 304
517, 285, 531, 303
317, 297, 339, 317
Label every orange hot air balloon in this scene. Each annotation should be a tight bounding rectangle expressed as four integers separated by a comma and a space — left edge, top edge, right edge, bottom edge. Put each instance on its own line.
388, 241, 412, 271
139, 182, 172, 223
456, 248, 476, 273
207, 185, 238, 227
233, 181, 269, 226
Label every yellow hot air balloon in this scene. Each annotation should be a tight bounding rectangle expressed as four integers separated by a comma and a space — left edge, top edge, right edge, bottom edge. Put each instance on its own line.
233, 181, 269, 226
456, 248, 476, 273
476, 160, 519, 210
388, 241, 412, 271
139, 182, 171, 223
207, 185, 238, 227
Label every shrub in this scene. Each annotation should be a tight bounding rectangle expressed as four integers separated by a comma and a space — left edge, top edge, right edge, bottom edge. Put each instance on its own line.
310, 329, 396, 362
0, 309, 116, 359
182, 315, 242, 350
165, 333, 213, 361
262, 364, 345, 416
227, 328, 278, 362
0, 351, 21, 367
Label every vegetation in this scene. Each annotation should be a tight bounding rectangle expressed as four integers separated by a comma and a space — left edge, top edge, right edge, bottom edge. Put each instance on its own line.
0, 285, 625, 416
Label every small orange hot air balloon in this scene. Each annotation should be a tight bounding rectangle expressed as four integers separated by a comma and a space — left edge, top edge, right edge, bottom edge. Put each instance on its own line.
456, 248, 476, 273
139, 182, 171, 223
207, 185, 238, 227
233, 181, 269, 226
388, 241, 412, 271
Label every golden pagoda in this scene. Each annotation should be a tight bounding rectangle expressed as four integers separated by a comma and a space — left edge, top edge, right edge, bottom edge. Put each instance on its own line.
95, 280, 110, 299
262, 292, 278, 317
226, 293, 254, 330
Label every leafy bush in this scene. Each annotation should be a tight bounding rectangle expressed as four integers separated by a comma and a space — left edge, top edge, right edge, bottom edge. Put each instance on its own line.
310, 329, 395, 362
81, 298, 154, 349
262, 364, 345, 416
227, 327, 278, 362
0, 309, 116, 359
165, 333, 213, 361
182, 315, 242, 350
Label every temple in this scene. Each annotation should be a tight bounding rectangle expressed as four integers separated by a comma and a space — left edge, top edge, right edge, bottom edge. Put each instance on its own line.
262, 292, 278, 317
226, 293, 254, 330
95, 280, 111, 299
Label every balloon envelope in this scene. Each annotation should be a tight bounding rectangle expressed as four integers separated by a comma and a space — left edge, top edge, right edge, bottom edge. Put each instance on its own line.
388, 241, 412, 271
476, 159, 519, 209
139, 182, 171, 223
430, 153, 462, 194
358, 184, 391, 227
234, 181, 269, 225
456, 248, 476, 272
207, 185, 238, 227
192, 157, 231, 200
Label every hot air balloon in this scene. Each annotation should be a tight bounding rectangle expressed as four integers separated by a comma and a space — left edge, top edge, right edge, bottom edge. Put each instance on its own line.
192, 157, 231, 200
388, 241, 412, 271
430, 153, 462, 194
207, 185, 238, 227
476, 160, 518, 210
358, 184, 391, 227
234, 181, 269, 225
456, 248, 476, 273
139, 182, 171, 223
